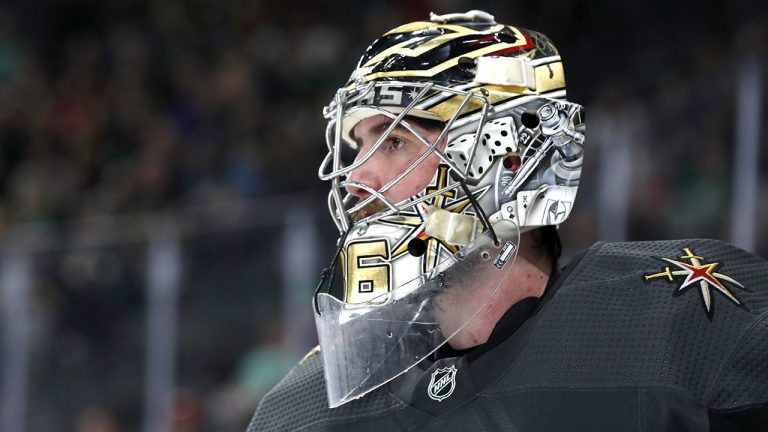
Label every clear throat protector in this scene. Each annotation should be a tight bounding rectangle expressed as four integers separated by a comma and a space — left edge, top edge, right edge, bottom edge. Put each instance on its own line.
314, 219, 519, 407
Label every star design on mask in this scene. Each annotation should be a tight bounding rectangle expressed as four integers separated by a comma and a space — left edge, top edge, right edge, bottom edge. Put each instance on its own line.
379, 165, 490, 272
643, 247, 746, 317
378, 203, 428, 259
406, 88, 421, 101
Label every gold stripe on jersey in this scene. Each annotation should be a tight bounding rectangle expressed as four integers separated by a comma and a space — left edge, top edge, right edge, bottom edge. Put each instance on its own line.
299, 345, 321, 364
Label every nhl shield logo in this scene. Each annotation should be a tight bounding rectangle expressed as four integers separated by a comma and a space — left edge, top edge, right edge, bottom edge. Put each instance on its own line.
427, 365, 457, 402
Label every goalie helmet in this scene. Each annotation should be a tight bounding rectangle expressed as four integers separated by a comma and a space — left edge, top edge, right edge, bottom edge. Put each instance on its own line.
314, 10, 585, 408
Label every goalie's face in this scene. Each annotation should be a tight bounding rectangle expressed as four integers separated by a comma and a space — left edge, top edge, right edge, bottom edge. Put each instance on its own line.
345, 114, 445, 220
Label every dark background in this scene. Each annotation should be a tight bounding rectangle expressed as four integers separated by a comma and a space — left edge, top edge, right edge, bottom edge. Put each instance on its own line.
0, 0, 766, 431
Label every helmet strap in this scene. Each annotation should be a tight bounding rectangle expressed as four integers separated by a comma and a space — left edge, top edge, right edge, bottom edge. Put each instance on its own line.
458, 180, 499, 246
313, 226, 352, 315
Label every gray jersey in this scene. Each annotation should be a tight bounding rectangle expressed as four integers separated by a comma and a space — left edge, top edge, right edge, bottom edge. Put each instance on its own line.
248, 239, 768, 431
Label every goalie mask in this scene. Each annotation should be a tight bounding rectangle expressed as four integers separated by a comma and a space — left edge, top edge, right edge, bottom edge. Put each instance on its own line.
314, 10, 585, 408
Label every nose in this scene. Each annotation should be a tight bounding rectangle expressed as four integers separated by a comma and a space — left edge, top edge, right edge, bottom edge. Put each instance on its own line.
345, 157, 381, 198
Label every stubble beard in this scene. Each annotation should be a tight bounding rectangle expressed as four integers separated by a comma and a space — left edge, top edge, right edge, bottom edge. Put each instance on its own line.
350, 198, 388, 222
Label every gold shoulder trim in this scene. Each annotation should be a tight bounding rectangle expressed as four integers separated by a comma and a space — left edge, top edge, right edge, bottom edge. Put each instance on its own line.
299, 345, 321, 364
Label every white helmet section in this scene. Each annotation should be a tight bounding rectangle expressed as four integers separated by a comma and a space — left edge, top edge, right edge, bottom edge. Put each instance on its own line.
445, 116, 518, 183
487, 98, 584, 231
440, 97, 584, 233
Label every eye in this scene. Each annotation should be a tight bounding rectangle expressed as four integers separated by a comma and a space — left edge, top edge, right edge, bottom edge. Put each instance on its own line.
387, 137, 406, 152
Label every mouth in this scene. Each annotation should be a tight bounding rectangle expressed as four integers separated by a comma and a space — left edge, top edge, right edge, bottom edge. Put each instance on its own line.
350, 198, 388, 222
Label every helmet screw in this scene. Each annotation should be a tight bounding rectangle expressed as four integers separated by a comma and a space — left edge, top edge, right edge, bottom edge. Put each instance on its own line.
408, 238, 428, 257
521, 111, 539, 129
458, 57, 475, 68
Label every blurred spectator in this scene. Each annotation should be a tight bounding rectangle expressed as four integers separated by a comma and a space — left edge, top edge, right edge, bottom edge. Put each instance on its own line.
207, 322, 293, 430
171, 389, 206, 432
0, 1, 764, 431
75, 405, 120, 432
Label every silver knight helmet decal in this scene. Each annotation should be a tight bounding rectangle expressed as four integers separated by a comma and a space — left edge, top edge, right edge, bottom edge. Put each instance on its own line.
543, 199, 571, 225
427, 365, 458, 402
643, 247, 747, 317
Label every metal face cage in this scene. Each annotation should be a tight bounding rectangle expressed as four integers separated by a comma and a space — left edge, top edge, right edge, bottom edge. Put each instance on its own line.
318, 81, 492, 232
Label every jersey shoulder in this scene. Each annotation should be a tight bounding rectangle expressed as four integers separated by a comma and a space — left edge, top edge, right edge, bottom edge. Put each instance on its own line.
570, 238, 768, 308
497, 239, 767, 399
246, 347, 404, 432
554, 238, 768, 408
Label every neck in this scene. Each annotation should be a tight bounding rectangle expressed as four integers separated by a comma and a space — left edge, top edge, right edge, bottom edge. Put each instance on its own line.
446, 231, 553, 350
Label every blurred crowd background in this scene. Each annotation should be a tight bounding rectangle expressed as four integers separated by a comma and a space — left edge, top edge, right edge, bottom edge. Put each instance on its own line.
0, 0, 766, 431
